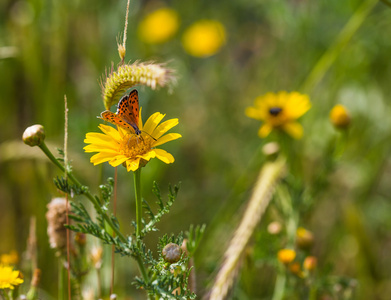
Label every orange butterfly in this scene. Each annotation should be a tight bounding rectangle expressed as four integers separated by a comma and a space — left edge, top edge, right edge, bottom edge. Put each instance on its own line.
100, 89, 141, 135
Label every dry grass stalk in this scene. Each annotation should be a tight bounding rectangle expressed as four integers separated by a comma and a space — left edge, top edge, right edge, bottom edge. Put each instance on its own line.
209, 158, 286, 300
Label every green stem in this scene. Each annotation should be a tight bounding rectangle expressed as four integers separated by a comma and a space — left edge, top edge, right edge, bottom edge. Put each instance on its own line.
58, 259, 64, 300
133, 168, 142, 238
39, 142, 126, 243
300, 0, 378, 92
132, 169, 151, 295
272, 268, 286, 300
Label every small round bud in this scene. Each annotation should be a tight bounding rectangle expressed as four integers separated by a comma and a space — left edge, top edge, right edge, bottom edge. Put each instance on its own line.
289, 262, 302, 277
296, 227, 314, 250
262, 142, 280, 159
110, 294, 117, 300
277, 249, 296, 265
90, 245, 103, 269
303, 256, 317, 271
75, 233, 87, 246
23, 124, 45, 147
267, 221, 282, 235
162, 243, 182, 264
329, 104, 351, 129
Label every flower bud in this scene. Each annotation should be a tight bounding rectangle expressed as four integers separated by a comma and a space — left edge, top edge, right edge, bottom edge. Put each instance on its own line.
303, 256, 317, 271
296, 227, 314, 250
162, 243, 182, 264
90, 245, 103, 269
262, 142, 280, 159
330, 104, 351, 129
23, 124, 45, 147
75, 233, 86, 246
267, 221, 282, 235
289, 262, 302, 277
277, 249, 296, 265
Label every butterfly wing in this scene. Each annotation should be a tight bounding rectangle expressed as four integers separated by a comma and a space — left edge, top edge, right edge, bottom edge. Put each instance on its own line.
117, 90, 139, 126
100, 89, 141, 135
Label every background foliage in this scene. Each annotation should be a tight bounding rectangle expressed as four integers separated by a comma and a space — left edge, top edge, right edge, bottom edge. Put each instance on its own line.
1, 0, 391, 299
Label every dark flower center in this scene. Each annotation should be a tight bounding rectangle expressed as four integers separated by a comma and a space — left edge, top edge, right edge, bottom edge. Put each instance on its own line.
269, 107, 283, 116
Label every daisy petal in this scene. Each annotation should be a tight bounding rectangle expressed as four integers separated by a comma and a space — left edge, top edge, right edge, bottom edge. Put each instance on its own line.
126, 158, 140, 172
258, 123, 273, 138
245, 106, 266, 120
153, 133, 182, 147
109, 156, 129, 167
143, 112, 165, 135
83, 144, 118, 153
90, 152, 117, 165
282, 122, 303, 139
137, 151, 156, 162
152, 119, 179, 139
153, 149, 174, 164
99, 124, 122, 140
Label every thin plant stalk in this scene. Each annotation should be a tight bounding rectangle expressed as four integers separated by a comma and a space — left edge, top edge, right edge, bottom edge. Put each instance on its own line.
132, 168, 151, 293
38, 141, 126, 243
133, 168, 142, 238
64, 95, 71, 300
209, 157, 286, 300
271, 268, 286, 300
300, 0, 378, 92
111, 167, 118, 295
58, 259, 65, 300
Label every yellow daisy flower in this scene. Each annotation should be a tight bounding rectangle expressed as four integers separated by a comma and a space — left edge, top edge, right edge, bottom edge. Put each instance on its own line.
245, 91, 311, 139
0, 251, 18, 266
182, 20, 226, 57
329, 104, 351, 129
0, 265, 23, 290
277, 249, 296, 265
84, 111, 181, 172
138, 8, 179, 44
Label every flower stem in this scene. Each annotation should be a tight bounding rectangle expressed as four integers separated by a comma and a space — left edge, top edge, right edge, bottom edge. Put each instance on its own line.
38, 142, 127, 243
133, 168, 142, 238
272, 268, 286, 300
132, 169, 151, 294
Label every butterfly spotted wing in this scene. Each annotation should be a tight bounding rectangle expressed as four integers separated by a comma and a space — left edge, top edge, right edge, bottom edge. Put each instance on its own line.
100, 89, 141, 135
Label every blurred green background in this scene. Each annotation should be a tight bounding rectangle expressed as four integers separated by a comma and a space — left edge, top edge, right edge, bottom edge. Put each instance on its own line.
1, 0, 391, 299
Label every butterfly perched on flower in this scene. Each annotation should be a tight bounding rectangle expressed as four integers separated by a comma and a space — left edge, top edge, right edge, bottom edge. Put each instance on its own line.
100, 89, 141, 135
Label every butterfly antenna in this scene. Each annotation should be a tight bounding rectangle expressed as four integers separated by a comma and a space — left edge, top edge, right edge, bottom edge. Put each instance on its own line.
142, 130, 157, 141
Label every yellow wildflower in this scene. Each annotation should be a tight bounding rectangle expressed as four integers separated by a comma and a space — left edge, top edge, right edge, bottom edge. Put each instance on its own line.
84, 111, 181, 172
138, 8, 179, 44
277, 249, 296, 265
296, 227, 314, 249
0, 265, 23, 290
182, 20, 226, 57
303, 256, 317, 271
0, 251, 18, 265
329, 104, 351, 129
246, 91, 311, 139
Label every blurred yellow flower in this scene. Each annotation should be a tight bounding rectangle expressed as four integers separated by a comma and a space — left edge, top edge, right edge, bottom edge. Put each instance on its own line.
182, 20, 226, 57
138, 8, 179, 44
296, 227, 314, 249
277, 248, 296, 265
329, 104, 351, 129
303, 256, 317, 271
84, 111, 181, 172
0, 265, 23, 290
0, 251, 18, 266
246, 91, 311, 139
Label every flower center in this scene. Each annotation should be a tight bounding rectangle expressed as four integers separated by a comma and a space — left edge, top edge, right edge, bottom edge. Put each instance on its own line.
269, 107, 283, 116
119, 134, 153, 158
